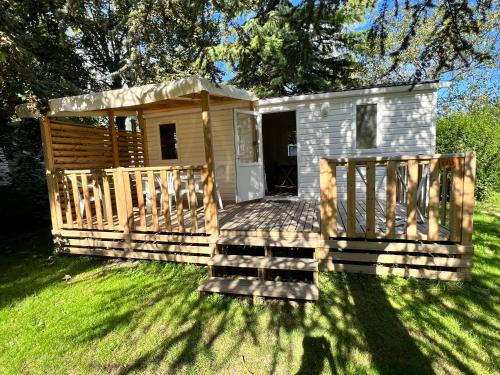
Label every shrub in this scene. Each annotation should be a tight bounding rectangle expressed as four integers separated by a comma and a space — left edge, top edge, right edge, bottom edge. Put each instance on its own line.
436, 104, 500, 200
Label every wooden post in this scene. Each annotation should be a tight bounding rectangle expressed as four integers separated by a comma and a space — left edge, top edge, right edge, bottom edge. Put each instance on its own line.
460, 151, 476, 245
347, 161, 356, 237
449, 157, 464, 242
406, 159, 418, 240
365, 161, 376, 238
386, 160, 397, 238
109, 110, 119, 167
428, 158, 441, 240
137, 110, 149, 167
200, 91, 219, 234
320, 158, 337, 239
39, 116, 59, 230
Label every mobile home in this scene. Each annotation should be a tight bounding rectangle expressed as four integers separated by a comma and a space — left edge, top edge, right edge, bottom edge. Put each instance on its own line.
15, 76, 475, 301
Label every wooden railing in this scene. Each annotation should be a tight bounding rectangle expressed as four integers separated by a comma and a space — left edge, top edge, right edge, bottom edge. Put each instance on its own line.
320, 152, 476, 244
47, 165, 218, 235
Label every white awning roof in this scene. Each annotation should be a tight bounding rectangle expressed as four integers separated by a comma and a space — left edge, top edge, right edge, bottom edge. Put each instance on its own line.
15, 76, 258, 118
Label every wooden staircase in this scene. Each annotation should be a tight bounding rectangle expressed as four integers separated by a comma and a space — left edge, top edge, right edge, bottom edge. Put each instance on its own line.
198, 236, 319, 301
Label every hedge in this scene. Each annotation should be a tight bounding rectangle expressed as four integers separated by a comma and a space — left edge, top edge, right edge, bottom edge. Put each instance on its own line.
436, 104, 500, 200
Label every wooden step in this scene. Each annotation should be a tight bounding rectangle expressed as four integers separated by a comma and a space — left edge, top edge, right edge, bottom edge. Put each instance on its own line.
209, 254, 318, 271
216, 235, 319, 248
198, 277, 319, 301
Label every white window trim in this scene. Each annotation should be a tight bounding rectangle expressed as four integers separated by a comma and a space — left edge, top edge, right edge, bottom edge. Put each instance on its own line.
352, 98, 384, 155
158, 122, 180, 162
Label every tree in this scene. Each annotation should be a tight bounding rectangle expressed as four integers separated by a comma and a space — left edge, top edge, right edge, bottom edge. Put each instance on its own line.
64, 0, 242, 89
0, 0, 92, 122
225, 0, 365, 97
364, 0, 498, 82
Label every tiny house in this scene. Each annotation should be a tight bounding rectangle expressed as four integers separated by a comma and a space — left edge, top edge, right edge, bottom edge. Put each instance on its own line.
15, 76, 476, 301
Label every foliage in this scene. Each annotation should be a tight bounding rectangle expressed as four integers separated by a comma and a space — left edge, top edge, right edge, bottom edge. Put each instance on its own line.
367, 0, 498, 82
436, 104, 500, 201
0, 119, 49, 231
0, 0, 92, 122
64, 0, 244, 89
225, 1, 365, 97
1, 194, 499, 373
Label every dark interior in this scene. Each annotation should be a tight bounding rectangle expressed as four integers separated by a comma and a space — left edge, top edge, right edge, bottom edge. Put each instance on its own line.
262, 111, 298, 196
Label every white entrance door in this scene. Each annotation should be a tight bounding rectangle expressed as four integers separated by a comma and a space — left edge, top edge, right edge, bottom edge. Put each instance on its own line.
233, 109, 264, 202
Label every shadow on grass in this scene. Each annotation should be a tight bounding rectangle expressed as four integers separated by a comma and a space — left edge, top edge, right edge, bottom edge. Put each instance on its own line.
0, 229, 104, 309
1, 203, 498, 373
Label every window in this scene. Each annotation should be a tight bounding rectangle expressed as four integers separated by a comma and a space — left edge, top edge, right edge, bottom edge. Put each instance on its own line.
356, 104, 377, 149
235, 112, 259, 163
159, 123, 178, 160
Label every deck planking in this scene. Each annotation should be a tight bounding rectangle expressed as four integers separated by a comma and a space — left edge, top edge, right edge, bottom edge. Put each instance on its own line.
69, 198, 449, 240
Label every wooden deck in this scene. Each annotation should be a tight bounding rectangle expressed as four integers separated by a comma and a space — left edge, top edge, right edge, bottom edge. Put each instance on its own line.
217, 199, 449, 240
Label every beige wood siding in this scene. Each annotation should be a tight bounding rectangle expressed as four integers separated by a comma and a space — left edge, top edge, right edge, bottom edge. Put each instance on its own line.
144, 103, 246, 202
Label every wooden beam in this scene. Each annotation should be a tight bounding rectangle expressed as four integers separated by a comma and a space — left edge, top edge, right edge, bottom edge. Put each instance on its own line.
200, 91, 219, 234
109, 110, 119, 167
137, 110, 149, 166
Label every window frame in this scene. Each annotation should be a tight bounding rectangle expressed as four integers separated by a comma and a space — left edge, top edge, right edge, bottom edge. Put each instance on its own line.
158, 123, 179, 161
352, 100, 382, 154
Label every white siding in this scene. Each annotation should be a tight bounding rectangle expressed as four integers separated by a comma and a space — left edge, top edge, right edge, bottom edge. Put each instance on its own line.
258, 90, 437, 199
144, 103, 246, 202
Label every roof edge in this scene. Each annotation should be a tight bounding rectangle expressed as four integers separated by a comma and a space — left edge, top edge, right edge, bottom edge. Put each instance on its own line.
257, 80, 442, 106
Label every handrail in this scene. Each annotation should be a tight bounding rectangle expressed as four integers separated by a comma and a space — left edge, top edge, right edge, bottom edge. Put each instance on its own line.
46, 164, 217, 235
49, 165, 206, 175
330, 152, 466, 164
320, 152, 476, 245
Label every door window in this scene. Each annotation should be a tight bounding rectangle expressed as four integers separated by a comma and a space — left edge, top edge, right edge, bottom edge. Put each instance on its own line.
235, 112, 259, 163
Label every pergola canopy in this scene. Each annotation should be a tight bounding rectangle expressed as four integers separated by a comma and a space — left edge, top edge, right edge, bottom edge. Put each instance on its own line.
16, 76, 257, 118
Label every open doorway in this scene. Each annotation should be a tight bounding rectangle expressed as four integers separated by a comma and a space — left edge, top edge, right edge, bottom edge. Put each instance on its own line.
262, 111, 298, 196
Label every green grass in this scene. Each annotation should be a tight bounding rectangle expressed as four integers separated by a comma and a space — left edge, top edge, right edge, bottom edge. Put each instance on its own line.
1, 195, 499, 374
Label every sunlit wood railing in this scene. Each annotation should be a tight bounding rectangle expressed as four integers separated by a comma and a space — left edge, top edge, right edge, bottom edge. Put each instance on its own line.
320, 152, 476, 244
47, 165, 218, 235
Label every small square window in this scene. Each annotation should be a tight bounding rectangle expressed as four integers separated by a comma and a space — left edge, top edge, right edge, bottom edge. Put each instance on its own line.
159, 124, 177, 160
356, 104, 377, 149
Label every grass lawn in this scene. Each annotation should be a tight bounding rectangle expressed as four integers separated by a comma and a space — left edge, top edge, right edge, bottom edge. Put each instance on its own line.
1, 195, 499, 374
